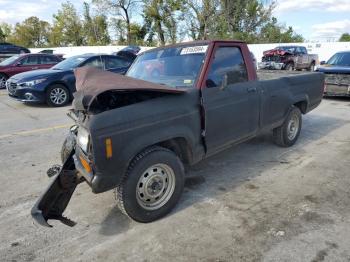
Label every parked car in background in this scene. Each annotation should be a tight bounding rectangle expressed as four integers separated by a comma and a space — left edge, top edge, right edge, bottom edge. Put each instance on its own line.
38, 49, 64, 59
0, 53, 63, 89
0, 43, 30, 55
117, 45, 141, 55
317, 51, 350, 97
113, 45, 141, 61
259, 46, 318, 71
7, 54, 135, 106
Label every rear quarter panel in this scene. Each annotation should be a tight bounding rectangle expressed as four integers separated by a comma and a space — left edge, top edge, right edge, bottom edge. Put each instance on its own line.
259, 72, 324, 129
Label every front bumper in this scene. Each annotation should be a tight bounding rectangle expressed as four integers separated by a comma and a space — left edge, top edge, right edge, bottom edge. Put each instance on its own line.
31, 149, 82, 227
8, 87, 46, 102
324, 84, 350, 97
258, 61, 285, 70
6, 80, 47, 102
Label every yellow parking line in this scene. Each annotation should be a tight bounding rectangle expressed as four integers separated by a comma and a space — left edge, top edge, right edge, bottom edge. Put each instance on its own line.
0, 124, 71, 140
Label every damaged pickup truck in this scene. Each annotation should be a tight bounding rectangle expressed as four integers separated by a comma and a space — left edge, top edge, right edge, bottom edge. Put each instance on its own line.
32, 40, 325, 227
259, 46, 319, 71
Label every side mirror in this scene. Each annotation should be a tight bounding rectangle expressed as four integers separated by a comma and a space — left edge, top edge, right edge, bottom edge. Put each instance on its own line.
320, 61, 326, 65
15, 62, 23, 66
220, 73, 228, 91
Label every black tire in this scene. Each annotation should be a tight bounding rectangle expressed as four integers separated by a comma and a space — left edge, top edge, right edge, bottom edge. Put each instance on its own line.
46, 84, 70, 107
273, 106, 302, 147
308, 62, 315, 71
115, 146, 185, 222
0, 73, 8, 89
285, 63, 294, 71
61, 133, 76, 164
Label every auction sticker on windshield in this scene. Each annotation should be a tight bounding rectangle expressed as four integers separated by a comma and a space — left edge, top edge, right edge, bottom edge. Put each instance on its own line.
180, 45, 208, 55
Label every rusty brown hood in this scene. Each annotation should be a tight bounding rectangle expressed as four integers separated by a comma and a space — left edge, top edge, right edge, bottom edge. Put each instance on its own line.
73, 67, 187, 110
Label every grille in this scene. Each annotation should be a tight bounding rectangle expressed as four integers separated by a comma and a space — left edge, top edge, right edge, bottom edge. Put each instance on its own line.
325, 73, 350, 86
6, 81, 17, 94
262, 56, 282, 62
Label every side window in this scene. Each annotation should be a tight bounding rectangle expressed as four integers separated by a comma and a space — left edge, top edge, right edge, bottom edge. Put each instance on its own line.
83, 57, 104, 69
206, 46, 248, 88
105, 57, 131, 69
301, 47, 307, 54
20, 56, 39, 65
40, 56, 58, 64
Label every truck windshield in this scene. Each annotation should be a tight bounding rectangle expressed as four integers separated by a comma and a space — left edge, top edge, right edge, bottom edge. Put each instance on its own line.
126, 45, 208, 88
327, 52, 350, 66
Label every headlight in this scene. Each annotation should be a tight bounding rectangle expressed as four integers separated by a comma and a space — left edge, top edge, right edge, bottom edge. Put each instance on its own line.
77, 127, 89, 153
21, 78, 47, 87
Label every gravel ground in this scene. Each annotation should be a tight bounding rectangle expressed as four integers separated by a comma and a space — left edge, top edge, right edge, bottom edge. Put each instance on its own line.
0, 89, 349, 262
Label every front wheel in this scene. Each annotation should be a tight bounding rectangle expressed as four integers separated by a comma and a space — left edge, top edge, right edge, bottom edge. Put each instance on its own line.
0, 73, 8, 89
273, 106, 302, 147
46, 84, 70, 107
285, 63, 294, 71
115, 146, 185, 222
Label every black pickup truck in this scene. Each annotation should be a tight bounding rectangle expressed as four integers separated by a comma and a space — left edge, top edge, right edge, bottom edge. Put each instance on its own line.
32, 40, 324, 227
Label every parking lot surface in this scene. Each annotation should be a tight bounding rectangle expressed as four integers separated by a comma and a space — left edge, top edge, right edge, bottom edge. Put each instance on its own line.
0, 89, 350, 262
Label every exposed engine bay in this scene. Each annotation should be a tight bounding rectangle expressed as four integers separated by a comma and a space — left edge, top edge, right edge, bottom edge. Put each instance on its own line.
88, 90, 167, 113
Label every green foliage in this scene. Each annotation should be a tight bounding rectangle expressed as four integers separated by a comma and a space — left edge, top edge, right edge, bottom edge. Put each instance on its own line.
0, 23, 12, 42
259, 17, 304, 43
1, 0, 304, 47
50, 2, 84, 46
83, 2, 111, 45
339, 33, 350, 42
143, 0, 185, 45
7, 17, 51, 47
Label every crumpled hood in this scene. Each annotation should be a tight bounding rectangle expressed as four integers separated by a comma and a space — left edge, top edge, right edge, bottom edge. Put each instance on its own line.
73, 67, 187, 111
263, 48, 292, 57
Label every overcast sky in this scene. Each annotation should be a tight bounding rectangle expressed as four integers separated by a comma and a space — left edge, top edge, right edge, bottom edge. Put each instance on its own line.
0, 0, 349, 42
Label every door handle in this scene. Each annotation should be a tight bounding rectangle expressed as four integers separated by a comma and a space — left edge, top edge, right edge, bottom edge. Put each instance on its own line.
31, 67, 38, 70
247, 87, 257, 93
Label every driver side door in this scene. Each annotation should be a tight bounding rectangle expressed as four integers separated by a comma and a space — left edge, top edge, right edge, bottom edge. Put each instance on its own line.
201, 45, 260, 154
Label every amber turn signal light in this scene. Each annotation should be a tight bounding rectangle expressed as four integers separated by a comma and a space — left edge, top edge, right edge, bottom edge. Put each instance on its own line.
79, 155, 91, 173
105, 138, 112, 159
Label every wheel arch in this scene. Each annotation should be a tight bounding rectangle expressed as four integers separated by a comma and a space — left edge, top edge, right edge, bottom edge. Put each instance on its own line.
293, 100, 308, 114
47, 81, 72, 100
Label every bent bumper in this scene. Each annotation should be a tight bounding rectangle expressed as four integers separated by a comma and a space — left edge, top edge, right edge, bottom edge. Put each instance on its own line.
31, 150, 82, 227
258, 61, 284, 70
8, 88, 46, 103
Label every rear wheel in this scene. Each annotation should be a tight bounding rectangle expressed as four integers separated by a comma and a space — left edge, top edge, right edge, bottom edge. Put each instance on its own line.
273, 106, 302, 147
115, 146, 185, 222
46, 84, 69, 107
285, 63, 294, 71
308, 62, 315, 71
0, 73, 8, 89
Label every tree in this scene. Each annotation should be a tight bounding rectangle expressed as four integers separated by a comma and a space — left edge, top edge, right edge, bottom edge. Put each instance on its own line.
143, 0, 184, 45
0, 23, 12, 42
51, 2, 84, 46
7, 17, 51, 47
184, 0, 219, 40
93, 0, 139, 44
83, 2, 111, 45
339, 33, 350, 42
259, 17, 303, 43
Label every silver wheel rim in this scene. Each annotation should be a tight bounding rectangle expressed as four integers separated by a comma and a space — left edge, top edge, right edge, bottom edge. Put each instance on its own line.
0, 77, 6, 89
287, 113, 299, 140
136, 163, 176, 210
50, 87, 67, 105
